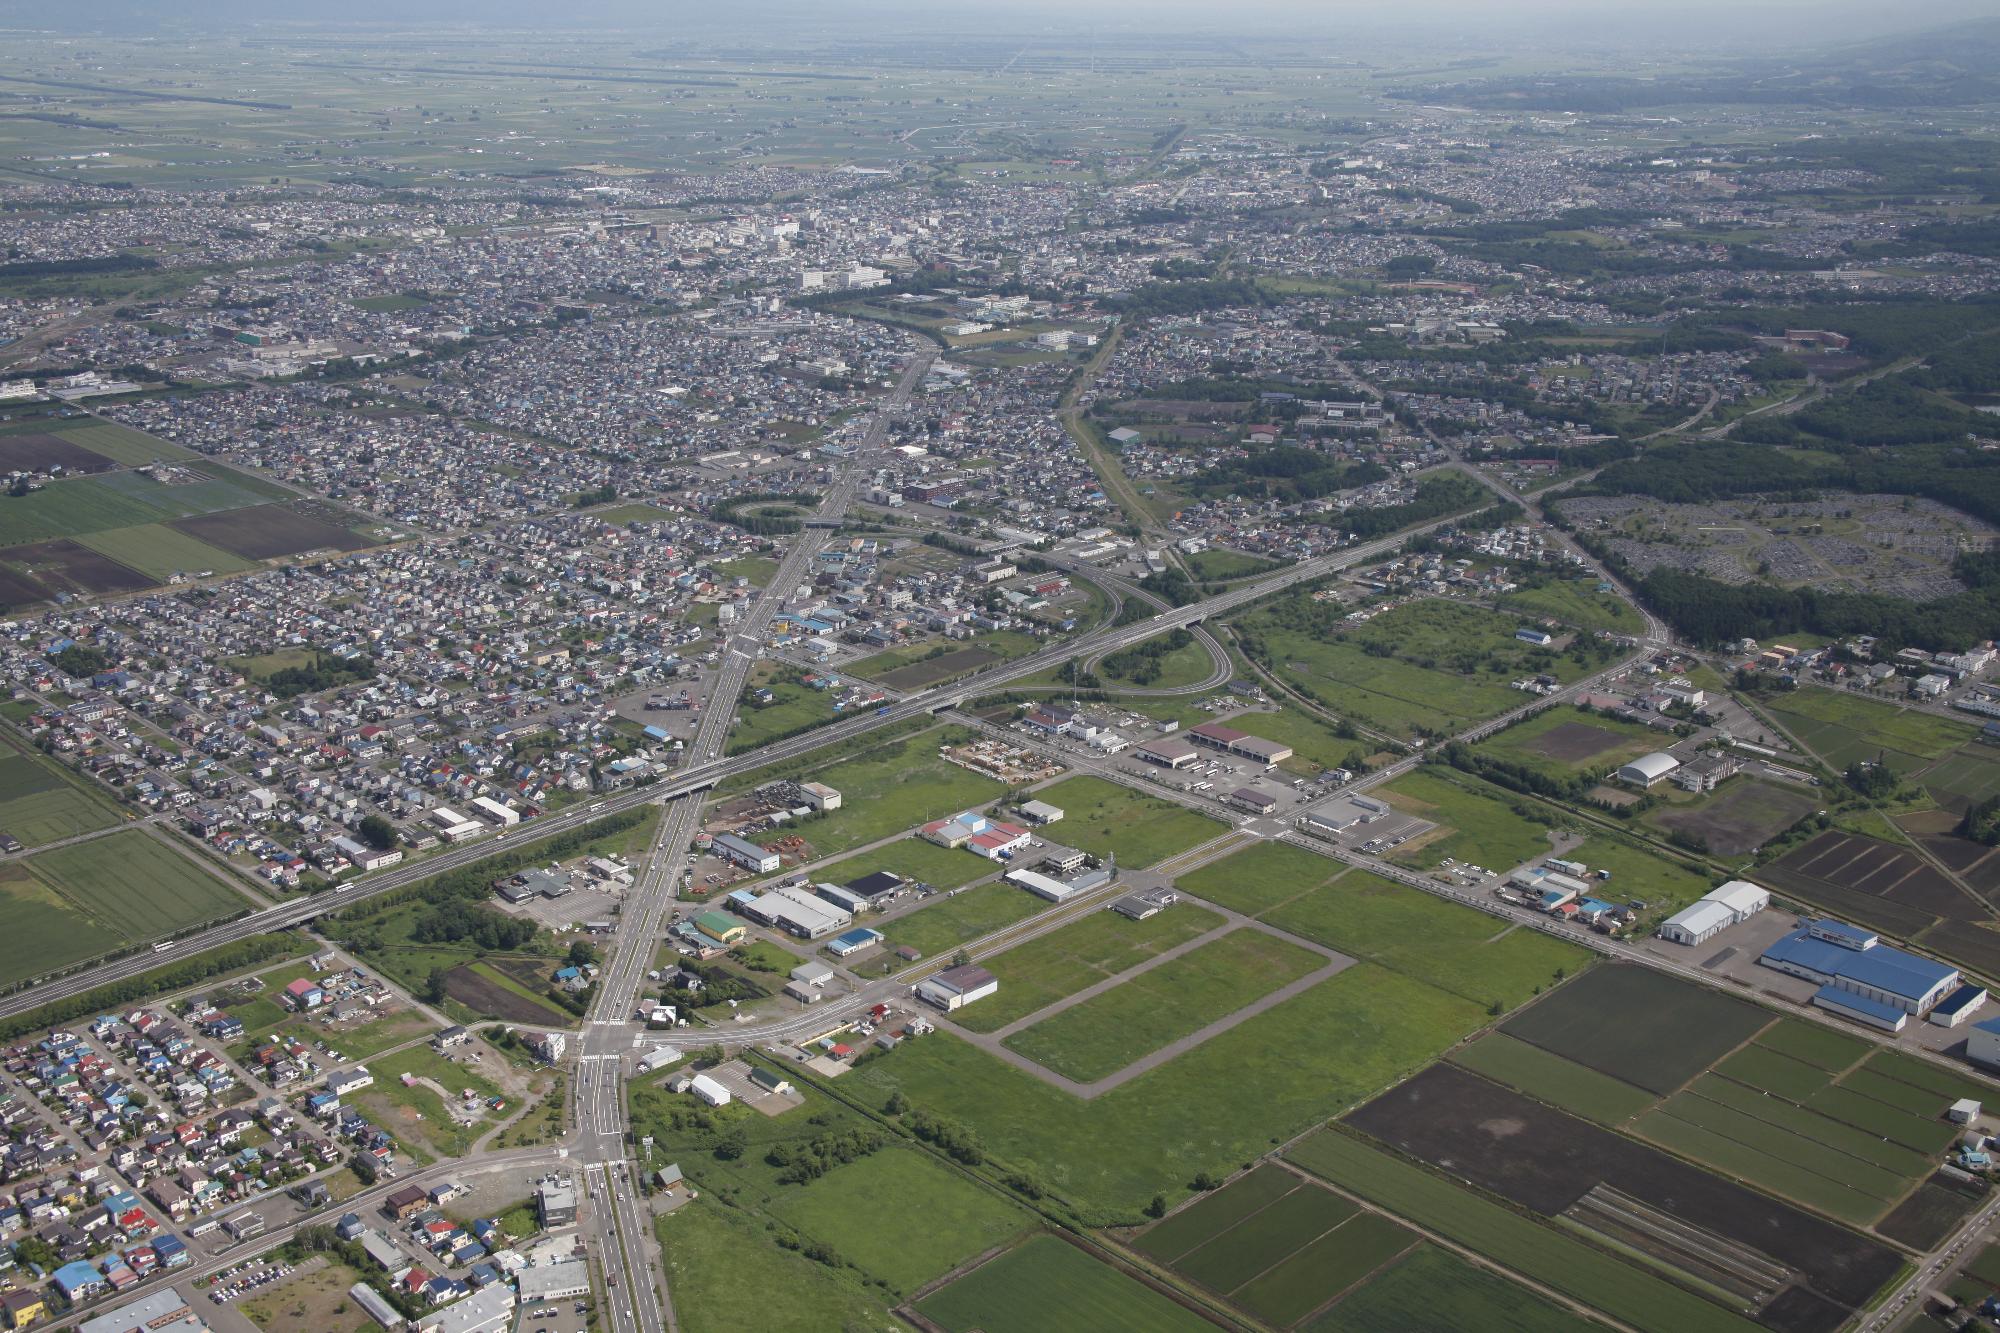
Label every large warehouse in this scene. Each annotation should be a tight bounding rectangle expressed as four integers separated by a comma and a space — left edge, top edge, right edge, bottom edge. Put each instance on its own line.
915, 963, 998, 1011
1759, 918, 1960, 1031
1617, 752, 1681, 787
1657, 880, 1770, 946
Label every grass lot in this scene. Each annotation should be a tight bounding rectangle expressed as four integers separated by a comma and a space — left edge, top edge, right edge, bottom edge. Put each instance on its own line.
359, 1044, 505, 1163
1098, 634, 1218, 691
0, 740, 123, 847
238, 1258, 372, 1333
917, 1234, 1213, 1333
32, 830, 248, 940
1474, 706, 1661, 778
1498, 580, 1645, 636
726, 669, 838, 755
1378, 769, 1555, 870
734, 728, 1006, 858
1561, 835, 1713, 916
659, 1201, 891, 1333
956, 903, 1225, 1032
1448, 1033, 1658, 1126
1312, 1243, 1604, 1333
1003, 929, 1324, 1082
790, 837, 993, 893
592, 502, 677, 526
79, 522, 258, 579
851, 964, 1484, 1221
1226, 705, 1371, 776
1185, 548, 1281, 581
1027, 775, 1225, 869
869, 883, 1044, 969
0, 863, 125, 983
712, 554, 779, 585
768, 1148, 1030, 1294
1181, 842, 1586, 1009
1287, 1130, 1761, 1333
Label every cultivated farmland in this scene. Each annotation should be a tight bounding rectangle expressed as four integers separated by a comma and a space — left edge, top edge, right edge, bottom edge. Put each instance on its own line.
916, 1234, 1215, 1333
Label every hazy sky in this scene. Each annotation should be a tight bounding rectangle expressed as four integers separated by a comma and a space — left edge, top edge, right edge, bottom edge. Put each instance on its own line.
1, 0, 1996, 49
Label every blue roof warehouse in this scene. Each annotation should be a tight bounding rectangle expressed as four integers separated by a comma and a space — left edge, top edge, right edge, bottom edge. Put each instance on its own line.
1758, 919, 1961, 1032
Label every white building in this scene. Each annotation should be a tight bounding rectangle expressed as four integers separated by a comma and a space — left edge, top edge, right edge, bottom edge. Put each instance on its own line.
1657, 880, 1770, 946
469, 795, 520, 827
690, 1073, 732, 1107
799, 782, 842, 812
1617, 752, 1680, 787
915, 963, 998, 1011
517, 1259, 592, 1304
79, 1289, 208, 1333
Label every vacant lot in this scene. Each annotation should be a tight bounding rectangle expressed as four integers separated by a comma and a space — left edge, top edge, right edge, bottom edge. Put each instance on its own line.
1477, 707, 1659, 776
916, 1234, 1214, 1333
797, 837, 994, 893
957, 903, 1224, 1032
730, 728, 1006, 857
1501, 965, 1770, 1095
1029, 774, 1225, 869
0, 742, 121, 848
1378, 769, 1554, 870
1347, 1064, 1903, 1333
1003, 928, 1324, 1082
33, 831, 248, 941
171, 502, 372, 559
875, 882, 1044, 966
1648, 779, 1817, 856
1498, 580, 1645, 636
660, 1201, 892, 1333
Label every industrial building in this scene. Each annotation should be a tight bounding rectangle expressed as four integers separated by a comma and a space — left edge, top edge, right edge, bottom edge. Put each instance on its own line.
1966, 1016, 2000, 1071
742, 885, 850, 939
1617, 752, 1681, 787
712, 832, 781, 873
517, 1260, 591, 1304
1759, 919, 1961, 1031
78, 1289, 208, 1333
414, 1284, 515, 1333
1657, 880, 1770, 946
827, 926, 885, 957
1188, 721, 1293, 768
799, 782, 842, 811
1136, 737, 1200, 769
916, 963, 998, 1011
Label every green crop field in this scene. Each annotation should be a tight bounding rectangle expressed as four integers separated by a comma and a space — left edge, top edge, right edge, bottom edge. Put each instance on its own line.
1448, 1034, 1657, 1125
1768, 687, 1973, 760
1136, 1164, 1304, 1263
78, 523, 258, 579
31, 831, 248, 943
1498, 581, 1645, 636
1631, 1108, 1889, 1225
0, 863, 125, 983
1501, 965, 1771, 1095
1751, 1019, 1869, 1072
1165, 1181, 1356, 1293
1806, 1083, 1958, 1153
1378, 769, 1555, 870
851, 964, 1484, 1220
874, 882, 1044, 965
1286, 1131, 1762, 1333
1003, 929, 1324, 1081
1235, 1212, 1415, 1328
0, 743, 122, 848
917, 1234, 1214, 1333
660, 1202, 891, 1333
31, 420, 194, 467
1180, 843, 1585, 1010
768, 1148, 1030, 1294
1028, 775, 1226, 868
956, 903, 1225, 1033
1311, 1243, 1604, 1333
1714, 1043, 1836, 1101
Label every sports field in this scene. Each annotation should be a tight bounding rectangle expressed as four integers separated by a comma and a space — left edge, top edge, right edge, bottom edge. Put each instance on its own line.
1027, 774, 1226, 868
917, 1234, 1214, 1333
1003, 929, 1324, 1082
0, 742, 122, 847
955, 902, 1225, 1032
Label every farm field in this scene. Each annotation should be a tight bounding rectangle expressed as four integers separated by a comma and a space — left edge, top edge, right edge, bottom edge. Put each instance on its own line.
1473, 705, 1661, 777
1765, 687, 1973, 773
1497, 579, 1646, 635
1135, 1164, 1418, 1329
1028, 774, 1226, 868
1346, 1063, 1904, 1331
768, 1148, 1030, 1294
1378, 768, 1555, 870
916, 1234, 1214, 1333
1002, 928, 1325, 1081
31, 831, 249, 942
0, 742, 123, 848
1286, 1129, 1762, 1333
1177, 842, 1585, 1008
1759, 828, 1988, 959
78, 521, 258, 579
955, 902, 1225, 1032
2, 418, 194, 467
0, 863, 126, 983
1500, 964, 1770, 1094
850, 963, 1484, 1219
1309, 1243, 1605, 1333
1447, 1032, 1657, 1125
